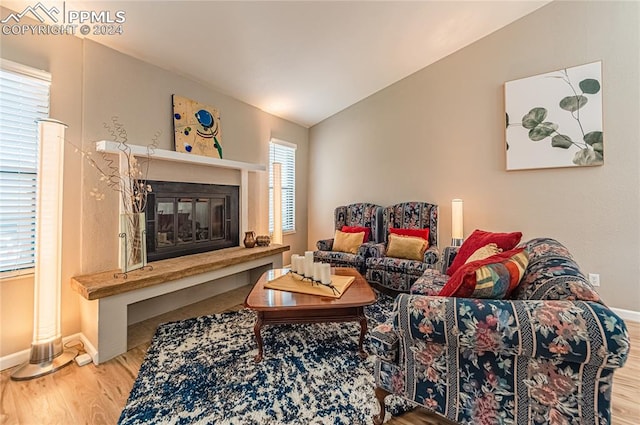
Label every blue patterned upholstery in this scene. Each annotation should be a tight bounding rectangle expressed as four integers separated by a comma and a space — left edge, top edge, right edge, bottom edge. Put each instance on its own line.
365, 202, 439, 292
313, 203, 384, 273
372, 238, 630, 425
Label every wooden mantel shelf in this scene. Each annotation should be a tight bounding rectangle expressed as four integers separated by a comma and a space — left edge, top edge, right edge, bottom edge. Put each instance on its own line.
95, 140, 266, 172
71, 244, 289, 300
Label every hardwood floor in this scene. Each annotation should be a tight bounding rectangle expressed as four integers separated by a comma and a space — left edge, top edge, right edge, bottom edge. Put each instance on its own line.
1, 286, 639, 424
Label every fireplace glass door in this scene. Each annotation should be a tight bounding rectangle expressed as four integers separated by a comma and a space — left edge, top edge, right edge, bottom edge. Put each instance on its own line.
157, 199, 175, 247
144, 181, 239, 262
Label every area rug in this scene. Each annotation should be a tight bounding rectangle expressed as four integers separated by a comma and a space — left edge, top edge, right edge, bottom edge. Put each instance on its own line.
118, 293, 412, 424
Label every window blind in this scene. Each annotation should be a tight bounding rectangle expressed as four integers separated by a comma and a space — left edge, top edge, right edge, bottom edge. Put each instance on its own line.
0, 59, 51, 276
269, 139, 296, 234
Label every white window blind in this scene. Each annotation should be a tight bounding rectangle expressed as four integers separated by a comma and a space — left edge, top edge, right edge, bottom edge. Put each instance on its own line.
269, 139, 296, 234
0, 59, 51, 276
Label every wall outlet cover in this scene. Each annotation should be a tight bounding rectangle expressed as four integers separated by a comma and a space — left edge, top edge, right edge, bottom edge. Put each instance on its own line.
75, 353, 93, 366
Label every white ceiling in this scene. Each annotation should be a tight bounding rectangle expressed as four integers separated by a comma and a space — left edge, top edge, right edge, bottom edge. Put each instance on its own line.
4, 1, 550, 127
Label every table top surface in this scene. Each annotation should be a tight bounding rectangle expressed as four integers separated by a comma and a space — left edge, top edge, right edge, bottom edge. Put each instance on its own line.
244, 267, 376, 311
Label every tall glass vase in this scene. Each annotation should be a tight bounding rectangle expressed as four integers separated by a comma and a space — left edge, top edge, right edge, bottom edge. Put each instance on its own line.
119, 212, 147, 273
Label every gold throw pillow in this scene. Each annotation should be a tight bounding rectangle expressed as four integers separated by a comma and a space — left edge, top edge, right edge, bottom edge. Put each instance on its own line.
333, 230, 365, 254
465, 243, 502, 264
386, 234, 428, 261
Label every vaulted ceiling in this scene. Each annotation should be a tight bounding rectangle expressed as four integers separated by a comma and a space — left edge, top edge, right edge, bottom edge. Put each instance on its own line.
3, 1, 550, 127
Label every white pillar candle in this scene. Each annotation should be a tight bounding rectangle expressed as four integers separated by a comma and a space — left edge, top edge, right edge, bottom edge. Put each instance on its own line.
320, 263, 332, 285
297, 256, 304, 275
297, 255, 303, 273
313, 262, 322, 281
304, 251, 314, 278
290, 255, 299, 273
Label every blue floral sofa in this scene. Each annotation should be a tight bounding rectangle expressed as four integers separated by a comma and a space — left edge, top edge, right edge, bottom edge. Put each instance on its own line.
371, 238, 630, 425
313, 203, 384, 274
365, 202, 439, 292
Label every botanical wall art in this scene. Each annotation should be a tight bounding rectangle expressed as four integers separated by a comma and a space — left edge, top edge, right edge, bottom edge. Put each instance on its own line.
173, 95, 223, 158
505, 61, 603, 170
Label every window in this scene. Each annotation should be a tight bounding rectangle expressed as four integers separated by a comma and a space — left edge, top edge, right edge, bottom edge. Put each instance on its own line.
269, 139, 296, 234
0, 59, 51, 276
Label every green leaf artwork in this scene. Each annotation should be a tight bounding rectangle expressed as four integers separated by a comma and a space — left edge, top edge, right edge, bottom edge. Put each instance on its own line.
559, 95, 588, 112
505, 61, 603, 170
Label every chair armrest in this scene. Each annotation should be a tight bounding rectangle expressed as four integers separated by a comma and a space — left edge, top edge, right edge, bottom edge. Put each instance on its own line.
423, 245, 440, 267
370, 322, 399, 363
392, 294, 629, 368
358, 241, 385, 258
360, 242, 386, 258
316, 238, 333, 251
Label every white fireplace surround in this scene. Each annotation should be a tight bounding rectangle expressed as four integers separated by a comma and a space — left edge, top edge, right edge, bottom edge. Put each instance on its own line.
95, 140, 266, 237
69, 141, 274, 364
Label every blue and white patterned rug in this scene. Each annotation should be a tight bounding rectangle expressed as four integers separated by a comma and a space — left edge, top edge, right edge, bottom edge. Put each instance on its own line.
118, 293, 411, 424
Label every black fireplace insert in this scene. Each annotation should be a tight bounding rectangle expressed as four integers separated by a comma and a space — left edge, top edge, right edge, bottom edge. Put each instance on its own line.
143, 180, 239, 262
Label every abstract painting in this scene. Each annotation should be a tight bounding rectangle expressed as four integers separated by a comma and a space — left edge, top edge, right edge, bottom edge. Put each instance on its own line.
505, 61, 603, 170
173, 95, 223, 158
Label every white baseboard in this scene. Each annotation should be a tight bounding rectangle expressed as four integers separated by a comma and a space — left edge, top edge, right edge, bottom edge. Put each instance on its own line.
0, 332, 98, 372
611, 307, 640, 323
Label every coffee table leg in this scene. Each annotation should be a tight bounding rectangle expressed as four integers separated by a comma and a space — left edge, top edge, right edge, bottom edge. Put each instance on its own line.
254, 312, 264, 363
358, 308, 368, 359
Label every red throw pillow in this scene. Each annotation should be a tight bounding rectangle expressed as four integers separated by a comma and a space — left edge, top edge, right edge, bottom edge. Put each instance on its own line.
446, 229, 522, 276
389, 227, 430, 243
341, 225, 371, 243
439, 248, 528, 298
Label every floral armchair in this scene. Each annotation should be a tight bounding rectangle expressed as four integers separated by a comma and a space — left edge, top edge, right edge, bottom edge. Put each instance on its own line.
313, 203, 384, 273
365, 202, 439, 292
371, 238, 630, 425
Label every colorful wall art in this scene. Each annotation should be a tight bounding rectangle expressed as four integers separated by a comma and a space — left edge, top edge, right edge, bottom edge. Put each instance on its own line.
173, 95, 223, 158
505, 61, 603, 170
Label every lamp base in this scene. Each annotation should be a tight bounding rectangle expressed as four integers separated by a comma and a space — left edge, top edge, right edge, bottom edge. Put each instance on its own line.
10, 346, 78, 381
451, 238, 464, 247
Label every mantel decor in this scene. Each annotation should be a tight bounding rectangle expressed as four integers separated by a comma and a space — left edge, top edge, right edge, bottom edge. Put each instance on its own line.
505, 61, 603, 170
73, 118, 159, 276
173, 94, 223, 158
118, 212, 148, 276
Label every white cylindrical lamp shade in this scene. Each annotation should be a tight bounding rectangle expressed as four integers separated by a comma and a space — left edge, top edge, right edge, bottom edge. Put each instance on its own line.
33, 119, 67, 343
451, 199, 464, 247
272, 162, 283, 245
11, 119, 79, 380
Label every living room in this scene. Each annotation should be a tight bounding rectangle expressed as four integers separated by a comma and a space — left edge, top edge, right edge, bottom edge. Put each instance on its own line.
1, 1, 638, 424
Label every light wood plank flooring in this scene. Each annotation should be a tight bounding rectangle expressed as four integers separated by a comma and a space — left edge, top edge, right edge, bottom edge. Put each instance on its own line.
1, 286, 638, 424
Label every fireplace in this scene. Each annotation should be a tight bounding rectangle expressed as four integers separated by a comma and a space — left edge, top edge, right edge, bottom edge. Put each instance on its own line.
143, 180, 239, 262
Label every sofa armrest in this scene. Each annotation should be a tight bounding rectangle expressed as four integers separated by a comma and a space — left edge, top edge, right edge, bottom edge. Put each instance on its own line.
392, 294, 629, 369
423, 245, 440, 267
370, 322, 399, 363
439, 246, 459, 274
316, 238, 333, 251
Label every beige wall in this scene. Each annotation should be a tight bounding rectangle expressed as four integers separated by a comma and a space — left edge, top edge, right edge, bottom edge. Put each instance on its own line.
80, 40, 309, 273
0, 17, 309, 357
308, 1, 640, 311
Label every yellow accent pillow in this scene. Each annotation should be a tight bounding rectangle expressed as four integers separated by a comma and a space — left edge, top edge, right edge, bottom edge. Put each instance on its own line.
386, 234, 428, 261
333, 230, 365, 254
465, 243, 502, 264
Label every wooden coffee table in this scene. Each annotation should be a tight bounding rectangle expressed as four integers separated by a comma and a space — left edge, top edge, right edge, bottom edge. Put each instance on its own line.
244, 267, 377, 362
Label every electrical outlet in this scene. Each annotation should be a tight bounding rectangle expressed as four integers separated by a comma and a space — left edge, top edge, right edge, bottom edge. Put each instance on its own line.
588, 273, 600, 287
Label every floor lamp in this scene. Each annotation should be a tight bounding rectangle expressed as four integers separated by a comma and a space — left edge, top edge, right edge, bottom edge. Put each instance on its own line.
11, 119, 77, 380
451, 199, 464, 247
